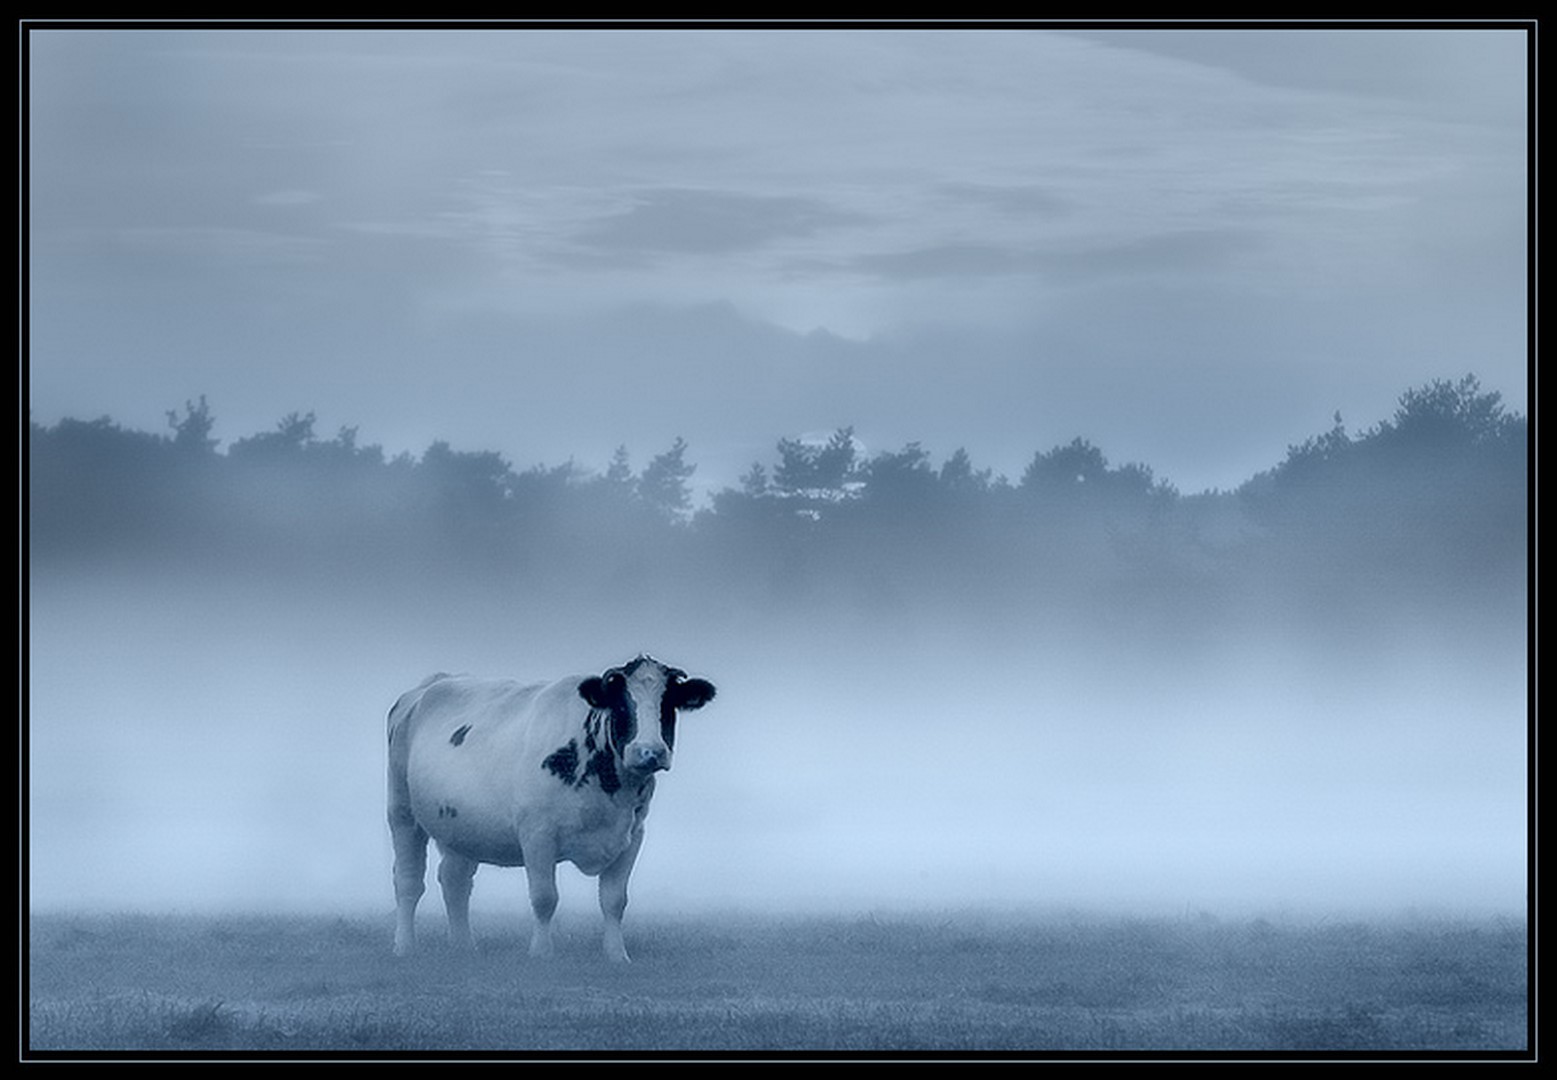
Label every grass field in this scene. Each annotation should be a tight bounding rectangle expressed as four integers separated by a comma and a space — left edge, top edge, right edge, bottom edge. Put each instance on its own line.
27, 909, 1529, 1057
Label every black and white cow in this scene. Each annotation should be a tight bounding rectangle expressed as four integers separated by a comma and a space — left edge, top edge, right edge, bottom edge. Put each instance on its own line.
386, 654, 716, 962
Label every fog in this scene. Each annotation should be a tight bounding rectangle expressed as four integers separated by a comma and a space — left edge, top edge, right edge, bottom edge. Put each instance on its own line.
27, 550, 1526, 923
24, 25, 1529, 928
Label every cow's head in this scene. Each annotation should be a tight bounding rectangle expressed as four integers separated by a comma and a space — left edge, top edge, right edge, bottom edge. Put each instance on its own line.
578, 654, 716, 775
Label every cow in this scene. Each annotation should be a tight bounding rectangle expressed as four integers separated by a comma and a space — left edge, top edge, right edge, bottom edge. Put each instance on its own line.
386, 654, 716, 963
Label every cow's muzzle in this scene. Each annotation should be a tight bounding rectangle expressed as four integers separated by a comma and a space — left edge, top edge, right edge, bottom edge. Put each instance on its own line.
625, 745, 671, 773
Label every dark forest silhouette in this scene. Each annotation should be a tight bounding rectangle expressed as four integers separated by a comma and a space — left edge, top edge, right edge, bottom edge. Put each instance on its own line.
28, 375, 1527, 638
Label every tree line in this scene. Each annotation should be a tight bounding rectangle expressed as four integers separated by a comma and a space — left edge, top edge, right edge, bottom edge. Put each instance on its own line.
27, 375, 1527, 629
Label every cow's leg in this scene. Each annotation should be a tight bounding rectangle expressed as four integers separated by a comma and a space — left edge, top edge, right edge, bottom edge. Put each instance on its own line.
388, 804, 428, 956
523, 842, 560, 958
437, 845, 479, 951
598, 829, 645, 963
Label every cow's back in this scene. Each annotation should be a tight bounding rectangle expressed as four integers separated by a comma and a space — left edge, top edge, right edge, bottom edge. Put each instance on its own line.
390, 674, 555, 752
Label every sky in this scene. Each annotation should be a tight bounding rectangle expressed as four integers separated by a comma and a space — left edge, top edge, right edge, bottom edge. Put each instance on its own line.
25, 23, 1531, 497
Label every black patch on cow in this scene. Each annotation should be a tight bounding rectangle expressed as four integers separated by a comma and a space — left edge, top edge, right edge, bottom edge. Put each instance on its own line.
449, 724, 472, 747
607, 698, 635, 747
581, 748, 621, 795
659, 693, 678, 750
579, 673, 626, 709
661, 676, 716, 749
577, 676, 604, 708
579, 670, 636, 746
672, 677, 717, 711
543, 739, 580, 785
437, 803, 459, 819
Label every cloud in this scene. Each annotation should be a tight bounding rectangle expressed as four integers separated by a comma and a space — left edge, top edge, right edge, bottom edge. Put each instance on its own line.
838, 228, 1262, 284
841, 243, 1030, 281
568, 188, 870, 259
932, 182, 1073, 219
110, 226, 327, 264
252, 189, 323, 207
1060, 27, 1529, 123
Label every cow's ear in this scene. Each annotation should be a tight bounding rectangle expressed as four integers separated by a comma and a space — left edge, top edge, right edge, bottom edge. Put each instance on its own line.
578, 676, 609, 708
673, 678, 716, 711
